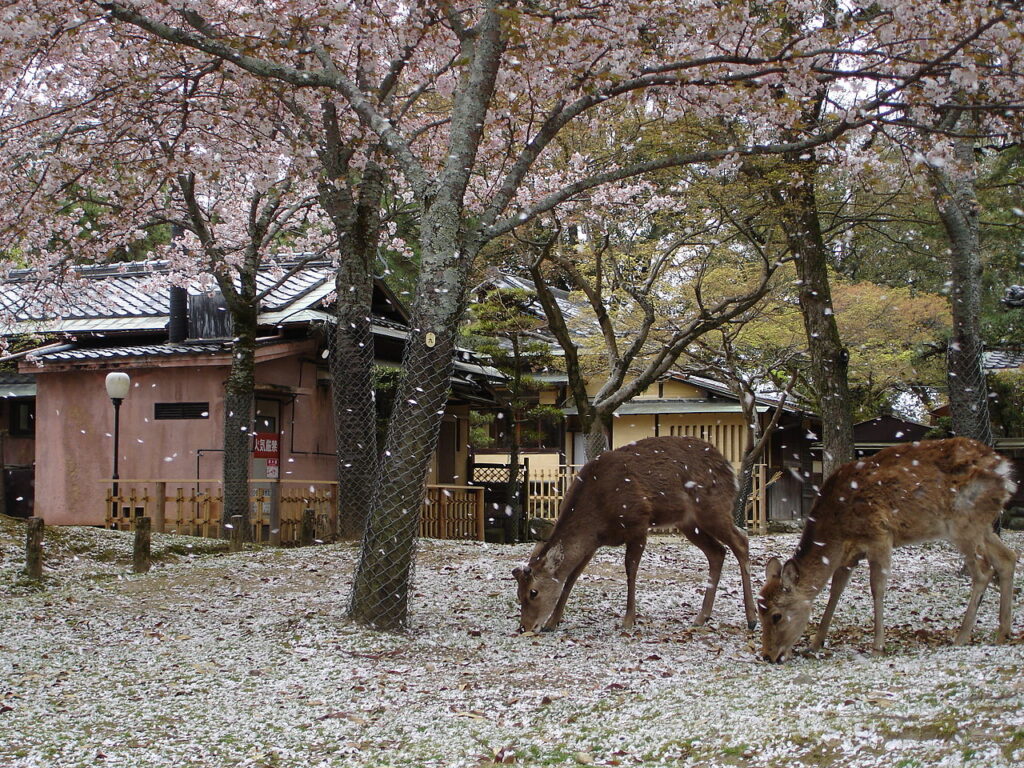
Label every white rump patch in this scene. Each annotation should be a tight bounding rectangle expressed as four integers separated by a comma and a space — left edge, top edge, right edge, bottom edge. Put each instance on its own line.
996, 459, 1017, 495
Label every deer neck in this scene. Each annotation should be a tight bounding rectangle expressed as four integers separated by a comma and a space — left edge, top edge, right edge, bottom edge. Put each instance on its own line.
535, 529, 597, 583
792, 538, 846, 598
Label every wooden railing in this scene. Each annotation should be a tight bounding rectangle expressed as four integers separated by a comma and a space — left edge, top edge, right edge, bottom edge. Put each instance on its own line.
746, 464, 770, 535
420, 485, 485, 541
522, 465, 584, 520
519, 463, 772, 533
103, 479, 485, 543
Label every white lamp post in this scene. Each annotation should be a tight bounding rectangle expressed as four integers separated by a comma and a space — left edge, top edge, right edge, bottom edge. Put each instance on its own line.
105, 372, 130, 516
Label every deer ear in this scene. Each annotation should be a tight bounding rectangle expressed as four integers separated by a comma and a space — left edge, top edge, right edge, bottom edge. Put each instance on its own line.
765, 557, 783, 581
781, 559, 800, 589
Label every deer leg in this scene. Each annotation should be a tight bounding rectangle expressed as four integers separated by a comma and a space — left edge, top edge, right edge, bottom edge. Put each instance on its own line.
868, 553, 891, 653
985, 531, 1017, 643
623, 538, 646, 629
955, 542, 995, 646
719, 524, 757, 630
542, 555, 592, 631
811, 563, 855, 651
682, 527, 726, 626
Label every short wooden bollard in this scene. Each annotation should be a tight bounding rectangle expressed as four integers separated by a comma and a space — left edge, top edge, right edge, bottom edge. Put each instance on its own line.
24, 516, 44, 580
133, 516, 152, 574
301, 508, 316, 546
229, 514, 244, 552
269, 502, 281, 547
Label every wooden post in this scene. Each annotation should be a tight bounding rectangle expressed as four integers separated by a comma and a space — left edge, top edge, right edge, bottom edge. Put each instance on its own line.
0, 429, 7, 518
133, 516, 152, 574
229, 514, 244, 552
24, 516, 44, 580
475, 488, 485, 542
175, 487, 186, 533
153, 482, 166, 534
301, 507, 315, 546
269, 481, 281, 547
439, 489, 450, 540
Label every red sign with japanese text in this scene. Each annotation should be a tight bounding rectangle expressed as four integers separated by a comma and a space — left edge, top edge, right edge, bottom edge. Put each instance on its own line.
252, 432, 280, 459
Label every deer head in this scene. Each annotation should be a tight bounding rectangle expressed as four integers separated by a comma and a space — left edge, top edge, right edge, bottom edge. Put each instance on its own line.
758, 557, 815, 662
512, 544, 565, 633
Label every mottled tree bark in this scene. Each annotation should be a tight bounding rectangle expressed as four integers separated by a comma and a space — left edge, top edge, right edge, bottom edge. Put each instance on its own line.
776, 162, 854, 478
221, 301, 257, 537
348, 213, 478, 628
317, 139, 383, 540
928, 123, 993, 445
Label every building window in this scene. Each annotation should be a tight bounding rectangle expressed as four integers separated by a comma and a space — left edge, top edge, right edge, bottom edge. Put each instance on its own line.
9, 400, 34, 436
154, 402, 210, 420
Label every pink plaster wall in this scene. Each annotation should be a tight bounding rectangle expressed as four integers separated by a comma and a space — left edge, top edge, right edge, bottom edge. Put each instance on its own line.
254, 352, 336, 483
34, 365, 226, 525
32, 340, 338, 526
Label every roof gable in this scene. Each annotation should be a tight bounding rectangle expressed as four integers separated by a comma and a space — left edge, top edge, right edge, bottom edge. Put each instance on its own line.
1, 258, 408, 335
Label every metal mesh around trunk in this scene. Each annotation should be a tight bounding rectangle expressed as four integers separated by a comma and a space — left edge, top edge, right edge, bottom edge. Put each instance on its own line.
327, 312, 378, 540
347, 328, 457, 631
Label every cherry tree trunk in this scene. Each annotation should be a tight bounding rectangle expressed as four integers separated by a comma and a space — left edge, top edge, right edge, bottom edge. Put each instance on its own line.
731, 450, 758, 529
320, 160, 383, 540
780, 165, 854, 478
931, 134, 993, 445
330, 267, 377, 540
583, 420, 611, 465
347, 204, 476, 630
222, 308, 257, 538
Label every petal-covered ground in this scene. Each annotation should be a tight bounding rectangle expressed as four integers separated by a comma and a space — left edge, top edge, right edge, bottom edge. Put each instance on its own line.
2, 516, 1023, 767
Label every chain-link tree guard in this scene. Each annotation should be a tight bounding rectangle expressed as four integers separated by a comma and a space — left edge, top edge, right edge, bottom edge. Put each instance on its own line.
329, 279, 378, 540
347, 320, 459, 630
222, 313, 257, 539
947, 337, 994, 446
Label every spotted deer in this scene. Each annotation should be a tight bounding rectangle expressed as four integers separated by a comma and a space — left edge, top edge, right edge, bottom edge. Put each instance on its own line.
759, 437, 1017, 662
512, 436, 758, 633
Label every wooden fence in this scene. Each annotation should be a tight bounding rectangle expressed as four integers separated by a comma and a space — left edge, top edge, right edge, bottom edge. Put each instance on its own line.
420, 485, 486, 541
104, 479, 485, 543
520, 463, 771, 534
522, 465, 584, 520
746, 464, 771, 535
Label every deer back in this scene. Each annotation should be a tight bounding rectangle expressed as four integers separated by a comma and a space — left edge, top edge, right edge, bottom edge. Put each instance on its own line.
543, 436, 736, 549
796, 437, 1014, 558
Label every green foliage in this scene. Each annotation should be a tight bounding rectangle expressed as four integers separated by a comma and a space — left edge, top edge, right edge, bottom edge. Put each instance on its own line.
372, 364, 403, 449
0, 335, 45, 370
59, 185, 172, 263
469, 410, 498, 450
988, 370, 1024, 438
924, 415, 953, 439
463, 287, 562, 451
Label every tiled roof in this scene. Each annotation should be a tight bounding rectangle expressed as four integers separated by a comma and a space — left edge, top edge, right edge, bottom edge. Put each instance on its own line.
472, 272, 582, 323
984, 349, 1024, 370
31, 341, 230, 363
1, 259, 336, 334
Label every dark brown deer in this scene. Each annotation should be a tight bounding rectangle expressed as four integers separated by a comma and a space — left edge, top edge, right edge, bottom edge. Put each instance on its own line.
512, 436, 757, 633
759, 437, 1017, 662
